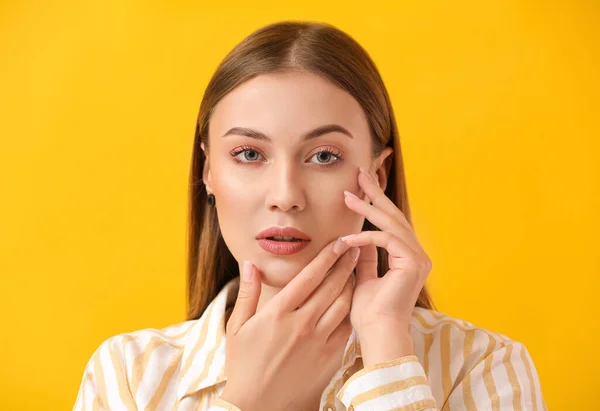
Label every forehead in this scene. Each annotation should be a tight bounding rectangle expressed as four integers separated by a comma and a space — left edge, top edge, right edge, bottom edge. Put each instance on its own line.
209, 71, 370, 141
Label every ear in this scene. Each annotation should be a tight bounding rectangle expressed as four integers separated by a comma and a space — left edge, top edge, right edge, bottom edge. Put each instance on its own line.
373, 146, 394, 191
201, 142, 213, 194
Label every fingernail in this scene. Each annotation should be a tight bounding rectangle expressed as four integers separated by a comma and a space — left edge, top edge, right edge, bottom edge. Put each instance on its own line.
242, 260, 253, 282
333, 237, 346, 255
341, 234, 356, 241
359, 167, 373, 181
350, 247, 361, 262
344, 190, 359, 199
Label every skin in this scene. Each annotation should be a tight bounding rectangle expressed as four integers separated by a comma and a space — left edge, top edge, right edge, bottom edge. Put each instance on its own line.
202, 72, 431, 409
202, 70, 390, 311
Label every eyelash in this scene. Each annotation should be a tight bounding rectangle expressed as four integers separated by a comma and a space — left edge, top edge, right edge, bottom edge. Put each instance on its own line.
229, 145, 344, 168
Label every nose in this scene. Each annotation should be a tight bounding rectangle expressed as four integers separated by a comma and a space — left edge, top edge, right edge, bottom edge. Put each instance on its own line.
265, 160, 306, 213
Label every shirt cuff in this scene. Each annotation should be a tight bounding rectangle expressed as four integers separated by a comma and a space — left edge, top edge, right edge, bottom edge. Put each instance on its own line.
336, 355, 437, 410
207, 398, 242, 411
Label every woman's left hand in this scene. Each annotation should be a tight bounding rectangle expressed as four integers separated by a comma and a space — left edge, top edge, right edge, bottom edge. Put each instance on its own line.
341, 167, 433, 365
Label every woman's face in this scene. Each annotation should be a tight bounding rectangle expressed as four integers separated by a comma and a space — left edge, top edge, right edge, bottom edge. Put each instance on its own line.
203, 71, 392, 288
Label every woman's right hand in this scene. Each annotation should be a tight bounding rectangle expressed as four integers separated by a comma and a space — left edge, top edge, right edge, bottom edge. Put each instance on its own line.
220, 237, 360, 411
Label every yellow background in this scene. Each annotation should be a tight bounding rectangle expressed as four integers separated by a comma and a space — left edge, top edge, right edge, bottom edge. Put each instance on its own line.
1, 1, 598, 409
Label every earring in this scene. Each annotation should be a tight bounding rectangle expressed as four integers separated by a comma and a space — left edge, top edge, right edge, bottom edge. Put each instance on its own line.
207, 193, 216, 206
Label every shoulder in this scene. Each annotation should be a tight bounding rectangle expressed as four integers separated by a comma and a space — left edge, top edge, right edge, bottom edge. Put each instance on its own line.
75, 321, 203, 408
410, 307, 535, 374
411, 306, 512, 342
409, 308, 545, 409
83, 319, 197, 373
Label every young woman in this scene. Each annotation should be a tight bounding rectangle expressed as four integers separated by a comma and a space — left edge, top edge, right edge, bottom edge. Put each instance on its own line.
74, 21, 546, 411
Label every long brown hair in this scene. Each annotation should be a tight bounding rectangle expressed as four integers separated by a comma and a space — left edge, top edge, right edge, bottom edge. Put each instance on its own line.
187, 20, 436, 320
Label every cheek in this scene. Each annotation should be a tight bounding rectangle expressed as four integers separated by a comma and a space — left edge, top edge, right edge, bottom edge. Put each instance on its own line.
210, 172, 260, 272
210, 163, 260, 248
211, 162, 257, 205
313, 180, 365, 234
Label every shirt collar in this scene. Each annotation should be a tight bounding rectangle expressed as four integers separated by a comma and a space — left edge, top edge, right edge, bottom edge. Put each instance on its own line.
177, 276, 362, 401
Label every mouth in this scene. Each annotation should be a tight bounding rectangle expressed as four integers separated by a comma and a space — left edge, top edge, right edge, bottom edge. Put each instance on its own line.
265, 236, 304, 242
256, 227, 311, 255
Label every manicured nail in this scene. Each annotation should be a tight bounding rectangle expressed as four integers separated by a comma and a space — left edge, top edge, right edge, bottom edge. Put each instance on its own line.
242, 260, 253, 282
359, 167, 373, 181
341, 234, 356, 241
344, 190, 359, 199
333, 237, 346, 255
350, 247, 361, 262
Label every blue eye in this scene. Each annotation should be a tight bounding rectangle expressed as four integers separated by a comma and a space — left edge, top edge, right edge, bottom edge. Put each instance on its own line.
309, 150, 339, 164
231, 147, 265, 163
229, 145, 344, 168
307, 147, 343, 167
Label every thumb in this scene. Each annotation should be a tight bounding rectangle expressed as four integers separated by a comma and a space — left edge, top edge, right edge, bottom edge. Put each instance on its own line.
227, 260, 261, 335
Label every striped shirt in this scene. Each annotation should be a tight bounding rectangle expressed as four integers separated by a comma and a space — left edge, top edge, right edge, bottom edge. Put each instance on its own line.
73, 276, 546, 410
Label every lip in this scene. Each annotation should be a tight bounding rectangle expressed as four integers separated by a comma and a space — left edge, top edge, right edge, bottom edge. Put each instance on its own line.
256, 226, 311, 256
256, 226, 311, 241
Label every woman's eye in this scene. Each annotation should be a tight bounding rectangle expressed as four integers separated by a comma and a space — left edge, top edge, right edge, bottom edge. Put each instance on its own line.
233, 149, 264, 162
309, 150, 340, 165
231, 147, 342, 166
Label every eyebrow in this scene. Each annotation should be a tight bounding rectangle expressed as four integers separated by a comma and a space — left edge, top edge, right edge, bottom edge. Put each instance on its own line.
222, 124, 354, 142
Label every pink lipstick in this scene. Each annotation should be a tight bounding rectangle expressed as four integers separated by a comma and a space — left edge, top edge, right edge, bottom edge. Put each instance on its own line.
256, 226, 311, 256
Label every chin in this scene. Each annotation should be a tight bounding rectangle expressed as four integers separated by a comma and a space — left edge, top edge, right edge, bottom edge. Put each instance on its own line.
254, 256, 314, 288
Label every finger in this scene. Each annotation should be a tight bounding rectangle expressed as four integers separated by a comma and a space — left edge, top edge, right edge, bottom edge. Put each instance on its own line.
357, 167, 411, 230
226, 261, 261, 336
297, 246, 360, 323
342, 231, 417, 263
353, 243, 378, 286
343, 191, 421, 251
325, 314, 352, 348
271, 237, 351, 312
314, 266, 354, 336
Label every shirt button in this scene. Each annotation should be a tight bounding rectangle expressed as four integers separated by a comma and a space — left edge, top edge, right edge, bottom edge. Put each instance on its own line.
324, 405, 334, 411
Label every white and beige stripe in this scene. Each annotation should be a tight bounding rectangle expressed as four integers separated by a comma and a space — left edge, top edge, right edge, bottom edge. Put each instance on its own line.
73, 277, 546, 410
